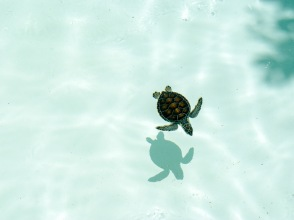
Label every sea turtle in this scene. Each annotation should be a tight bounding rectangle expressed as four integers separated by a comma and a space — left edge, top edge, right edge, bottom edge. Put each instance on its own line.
153, 85, 202, 136
146, 132, 194, 182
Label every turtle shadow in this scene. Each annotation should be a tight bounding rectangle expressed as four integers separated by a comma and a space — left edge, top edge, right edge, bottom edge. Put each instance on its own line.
146, 132, 194, 182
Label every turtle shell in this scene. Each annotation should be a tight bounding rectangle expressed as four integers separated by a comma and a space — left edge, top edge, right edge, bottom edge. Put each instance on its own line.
157, 91, 191, 122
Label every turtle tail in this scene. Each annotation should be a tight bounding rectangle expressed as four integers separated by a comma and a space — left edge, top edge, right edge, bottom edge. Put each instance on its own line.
182, 147, 194, 164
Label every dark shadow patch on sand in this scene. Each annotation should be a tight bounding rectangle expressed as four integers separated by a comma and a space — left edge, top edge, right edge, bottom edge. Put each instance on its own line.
146, 132, 194, 182
251, 0, 294, 86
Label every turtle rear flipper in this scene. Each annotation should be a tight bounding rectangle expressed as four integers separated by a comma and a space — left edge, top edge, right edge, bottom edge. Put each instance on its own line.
182, 147, 194, 164
190, 97, 203, 118
156, 123, 178, 131
171, 165, 184, 180
148, 169, 170, 182
181, 121, 193, 136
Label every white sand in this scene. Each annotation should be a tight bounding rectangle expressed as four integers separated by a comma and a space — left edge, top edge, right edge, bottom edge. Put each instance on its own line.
0, 0, 293, 219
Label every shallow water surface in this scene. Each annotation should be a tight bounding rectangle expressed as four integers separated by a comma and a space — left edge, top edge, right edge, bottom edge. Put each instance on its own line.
0, 0, 294, 219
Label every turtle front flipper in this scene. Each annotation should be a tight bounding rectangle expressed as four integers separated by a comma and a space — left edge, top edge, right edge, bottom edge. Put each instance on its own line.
180, 120, 193, 136
153, 92, 161, 99
182, 147, 194, 164
156, 123, 178, 131
148, 169, 170, 182
190, 97, 203, 118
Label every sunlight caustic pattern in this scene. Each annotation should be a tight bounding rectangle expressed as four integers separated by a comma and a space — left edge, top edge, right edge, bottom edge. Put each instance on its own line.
0, 0, 293, 219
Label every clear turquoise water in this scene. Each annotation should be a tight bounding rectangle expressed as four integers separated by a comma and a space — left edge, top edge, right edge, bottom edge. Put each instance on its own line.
0, 0, 294, 219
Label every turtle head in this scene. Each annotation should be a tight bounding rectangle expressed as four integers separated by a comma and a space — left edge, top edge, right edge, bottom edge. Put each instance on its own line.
153, 92, 160, 99
165, 85, 172, 92
156, 131, 165, 141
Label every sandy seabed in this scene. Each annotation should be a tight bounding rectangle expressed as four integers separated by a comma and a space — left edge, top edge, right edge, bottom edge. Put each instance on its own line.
0, 0, 293, 219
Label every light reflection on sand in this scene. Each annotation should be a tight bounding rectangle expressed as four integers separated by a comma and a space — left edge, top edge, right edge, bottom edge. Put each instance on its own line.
0, 0, 294, 219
